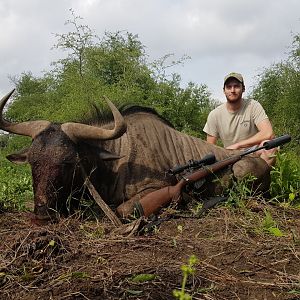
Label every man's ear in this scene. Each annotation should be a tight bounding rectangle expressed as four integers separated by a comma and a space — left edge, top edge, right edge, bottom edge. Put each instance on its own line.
6, 148, 29, 165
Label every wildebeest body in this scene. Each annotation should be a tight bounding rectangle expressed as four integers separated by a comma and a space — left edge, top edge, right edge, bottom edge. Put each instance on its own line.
86, 109, 269, 206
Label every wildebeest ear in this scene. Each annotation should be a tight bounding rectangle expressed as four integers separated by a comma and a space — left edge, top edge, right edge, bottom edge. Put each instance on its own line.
6, 148, 29, 164
99, 149, 122, 161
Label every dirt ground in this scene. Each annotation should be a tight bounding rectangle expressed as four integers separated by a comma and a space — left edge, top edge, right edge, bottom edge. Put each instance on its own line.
1, 202, 300, 300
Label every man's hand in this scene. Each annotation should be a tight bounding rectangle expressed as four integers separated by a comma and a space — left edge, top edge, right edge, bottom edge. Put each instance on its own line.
256, 140, 277, 166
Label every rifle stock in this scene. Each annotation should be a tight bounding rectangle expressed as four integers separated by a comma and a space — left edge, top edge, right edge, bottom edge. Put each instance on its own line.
116, 135, 291, 219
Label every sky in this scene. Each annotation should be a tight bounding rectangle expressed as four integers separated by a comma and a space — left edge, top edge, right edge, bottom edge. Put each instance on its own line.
0, 0, 299, 101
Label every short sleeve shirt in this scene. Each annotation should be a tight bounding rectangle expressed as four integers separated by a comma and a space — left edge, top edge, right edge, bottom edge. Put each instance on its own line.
203, 99, 269, 148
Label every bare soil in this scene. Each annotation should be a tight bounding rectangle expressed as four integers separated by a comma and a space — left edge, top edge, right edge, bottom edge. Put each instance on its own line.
1, 203, 300, 300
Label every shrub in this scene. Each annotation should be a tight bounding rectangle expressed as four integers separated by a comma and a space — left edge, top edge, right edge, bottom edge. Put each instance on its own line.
270, 151, 300, 205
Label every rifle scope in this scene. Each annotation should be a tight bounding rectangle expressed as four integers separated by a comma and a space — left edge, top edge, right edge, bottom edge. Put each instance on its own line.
168, 153, 216, 175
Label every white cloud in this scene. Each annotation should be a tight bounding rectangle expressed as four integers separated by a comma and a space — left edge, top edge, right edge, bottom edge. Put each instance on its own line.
0, 0, 299, 100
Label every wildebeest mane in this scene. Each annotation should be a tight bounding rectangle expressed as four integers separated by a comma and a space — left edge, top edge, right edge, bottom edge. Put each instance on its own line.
121, 104, 175, 128
79, 103, 175, 128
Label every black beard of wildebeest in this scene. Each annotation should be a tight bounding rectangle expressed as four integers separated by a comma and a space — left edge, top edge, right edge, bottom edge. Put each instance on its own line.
0, 90, 271, 222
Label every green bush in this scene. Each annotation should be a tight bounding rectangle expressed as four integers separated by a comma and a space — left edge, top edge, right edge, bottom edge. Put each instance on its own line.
0, 135, 33, 212
0, 164, 33, 212
270, 151, 300, 205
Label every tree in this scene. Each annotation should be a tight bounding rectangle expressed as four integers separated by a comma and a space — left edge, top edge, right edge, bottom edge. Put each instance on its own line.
5, 10, 214, 136
251, 33, 300, 151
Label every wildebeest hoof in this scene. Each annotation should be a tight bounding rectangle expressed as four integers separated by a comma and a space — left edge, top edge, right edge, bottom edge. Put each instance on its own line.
28, 212, 58, 226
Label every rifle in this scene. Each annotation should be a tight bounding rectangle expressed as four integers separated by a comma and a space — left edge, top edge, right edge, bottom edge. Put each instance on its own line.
116, 135, 291, 218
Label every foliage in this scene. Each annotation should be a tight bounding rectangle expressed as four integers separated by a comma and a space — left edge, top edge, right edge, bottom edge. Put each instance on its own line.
250, 32, 300, 206
146, 77, 214, 137
0, 136, 33, 212
252, 33, 300, 154
0, 163, 32, 212
0, 177, 31, 211
130, 273, 157, 283
225, 175, 258, 208
5, 9, 212, 136
173, 255, 198, 300
270, 151, 300, 205
260, 209, 284, 237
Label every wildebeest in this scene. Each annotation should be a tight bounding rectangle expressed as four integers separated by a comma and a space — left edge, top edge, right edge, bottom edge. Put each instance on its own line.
0, 90, 270, 221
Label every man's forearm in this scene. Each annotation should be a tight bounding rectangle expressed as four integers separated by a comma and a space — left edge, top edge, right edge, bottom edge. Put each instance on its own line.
227, 131, 274, 150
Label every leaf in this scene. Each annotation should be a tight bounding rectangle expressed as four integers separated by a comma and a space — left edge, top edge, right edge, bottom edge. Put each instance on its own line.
177, 225, 183, 233
268, 227, 283, 237
289, 193, 295, 201
288, 289, 300, 295
71, 271, 89, 279
131, 273, 156, 283
126, 289, 143, 295
49, 240, 55, 247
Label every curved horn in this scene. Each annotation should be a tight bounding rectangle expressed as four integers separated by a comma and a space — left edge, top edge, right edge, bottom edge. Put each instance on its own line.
61, 96, 127, 142
0, 89, 51, 138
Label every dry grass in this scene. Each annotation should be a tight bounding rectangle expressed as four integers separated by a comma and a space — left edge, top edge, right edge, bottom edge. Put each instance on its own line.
1, 203, 300, 300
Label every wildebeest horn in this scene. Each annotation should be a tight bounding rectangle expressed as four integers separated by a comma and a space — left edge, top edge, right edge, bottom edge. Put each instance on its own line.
0, 89, 50, 138
61, 96, 127, 141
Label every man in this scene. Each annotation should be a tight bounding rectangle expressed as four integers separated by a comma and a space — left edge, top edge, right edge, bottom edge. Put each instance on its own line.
203, 72, 276, 165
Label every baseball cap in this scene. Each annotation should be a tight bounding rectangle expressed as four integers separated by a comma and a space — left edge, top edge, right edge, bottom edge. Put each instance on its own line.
224, 72, 244, 86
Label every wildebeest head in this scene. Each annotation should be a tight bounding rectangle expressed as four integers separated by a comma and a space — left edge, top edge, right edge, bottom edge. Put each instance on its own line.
0, 90, 127, 221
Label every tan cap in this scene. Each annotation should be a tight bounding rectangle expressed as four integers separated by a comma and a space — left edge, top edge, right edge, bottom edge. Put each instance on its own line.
224, 72, 244, 86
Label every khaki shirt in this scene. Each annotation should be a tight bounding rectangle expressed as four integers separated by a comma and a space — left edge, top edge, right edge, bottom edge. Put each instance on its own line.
203, 99, 269, 148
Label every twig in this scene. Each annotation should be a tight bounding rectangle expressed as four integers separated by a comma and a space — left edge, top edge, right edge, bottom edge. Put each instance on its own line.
60, 291, 91, 300
0, 231, 32, 270
81, 166, 122, 227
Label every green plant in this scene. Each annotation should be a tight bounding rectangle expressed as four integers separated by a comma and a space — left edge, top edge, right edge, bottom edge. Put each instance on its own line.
56, 271, 90, 282
251, 33, 300, 151
0, 164, 33, 212
225, 175, 258, 208
260, 209, 284, 237
270, 152, 300, 205
173, 255, 198, 300
172, 224, 184, 247
130, 273, 157, 283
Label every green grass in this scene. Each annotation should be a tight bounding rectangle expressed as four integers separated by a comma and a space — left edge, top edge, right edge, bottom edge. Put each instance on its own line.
270, 151, 300, 205
0, 163, 33, 212
0, 135, 33, 212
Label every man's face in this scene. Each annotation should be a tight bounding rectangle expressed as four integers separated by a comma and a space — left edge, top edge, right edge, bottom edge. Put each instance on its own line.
223, 78, 244, 103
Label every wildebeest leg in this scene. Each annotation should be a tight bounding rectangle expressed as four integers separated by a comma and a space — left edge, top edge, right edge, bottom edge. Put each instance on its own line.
232, 156, 271, 194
